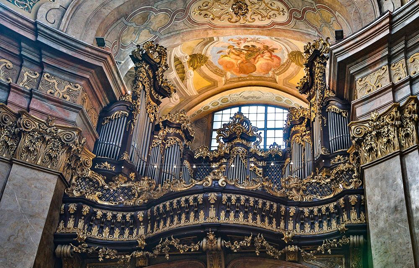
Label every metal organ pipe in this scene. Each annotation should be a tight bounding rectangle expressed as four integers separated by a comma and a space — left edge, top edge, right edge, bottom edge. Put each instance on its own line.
328, 111, 351, 153
100, 121, 111, 157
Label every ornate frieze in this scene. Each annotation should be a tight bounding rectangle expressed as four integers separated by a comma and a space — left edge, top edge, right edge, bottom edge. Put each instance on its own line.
56, 192, 365, 244
39, 73, 83, 103
350, 96, 419, 165
355, 66, 389, 99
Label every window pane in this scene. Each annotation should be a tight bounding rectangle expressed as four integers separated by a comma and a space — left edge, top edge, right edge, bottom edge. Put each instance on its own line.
249, 114, 257, 122
256, 121, 264, 129
277, 113, 284, 121
222, 114, 230, 121
248, 106, 257, 113
213, 121, 222, 129
212, 105, 288, 150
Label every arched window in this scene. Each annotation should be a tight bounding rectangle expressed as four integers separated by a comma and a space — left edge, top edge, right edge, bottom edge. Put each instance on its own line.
211, 105, 287, 150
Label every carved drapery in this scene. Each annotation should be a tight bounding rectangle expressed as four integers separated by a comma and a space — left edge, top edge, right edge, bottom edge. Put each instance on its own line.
129, 41, 175, 124
56, 230, 353, 266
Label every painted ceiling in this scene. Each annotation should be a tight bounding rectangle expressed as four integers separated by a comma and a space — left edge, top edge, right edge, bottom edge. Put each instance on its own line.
5, 0, 389, 120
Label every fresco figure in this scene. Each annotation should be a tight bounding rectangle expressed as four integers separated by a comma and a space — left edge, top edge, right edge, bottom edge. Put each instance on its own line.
217, 37, 282, 76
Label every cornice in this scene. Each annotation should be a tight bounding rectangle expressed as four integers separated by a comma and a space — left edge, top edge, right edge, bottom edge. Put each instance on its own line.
330, 13, 391, 63
0, 3, 36, 41
36, 22, 126, 101
0, 3, 127, 104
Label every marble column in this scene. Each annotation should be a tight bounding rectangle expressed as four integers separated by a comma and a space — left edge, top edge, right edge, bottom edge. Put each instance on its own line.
0, 161, 65, 268
363, 155, 416, 267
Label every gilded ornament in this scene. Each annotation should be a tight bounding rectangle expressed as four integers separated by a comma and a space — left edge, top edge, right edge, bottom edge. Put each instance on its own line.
390, 59, 407, 81
39, 73, 82, 103
0, 59, 14, 83
19, 68, 39, 89
192, 0, 287, 25
94, 161, 116, 171
102, 111, 129, 125
355, 66, 389, 99
326, 105, 348, 117
408, 52, 419, 76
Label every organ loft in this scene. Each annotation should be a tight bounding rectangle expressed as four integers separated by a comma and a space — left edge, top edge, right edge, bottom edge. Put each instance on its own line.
0, 0, 418, 267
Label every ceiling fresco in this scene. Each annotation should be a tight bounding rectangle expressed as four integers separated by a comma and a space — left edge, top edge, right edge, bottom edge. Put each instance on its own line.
154, 35, 307, 118
93, 0, 370, 118
16, 0, 393, 119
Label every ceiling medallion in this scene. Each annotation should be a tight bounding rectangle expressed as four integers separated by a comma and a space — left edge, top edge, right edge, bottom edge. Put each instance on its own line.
192, 0, 288, 25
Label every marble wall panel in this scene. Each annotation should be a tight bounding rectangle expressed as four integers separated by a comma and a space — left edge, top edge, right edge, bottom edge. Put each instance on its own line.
364, 156, 415, 267
0, 163, 60, 268
0, 161, 12, 200
401, 149, 419, 259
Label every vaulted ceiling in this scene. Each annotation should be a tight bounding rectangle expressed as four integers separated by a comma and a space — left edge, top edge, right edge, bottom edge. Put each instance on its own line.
5, 0, 394, 120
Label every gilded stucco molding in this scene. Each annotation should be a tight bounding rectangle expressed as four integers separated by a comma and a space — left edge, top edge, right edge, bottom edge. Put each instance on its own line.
350, 96, 419, 165
0, 104, 94, 181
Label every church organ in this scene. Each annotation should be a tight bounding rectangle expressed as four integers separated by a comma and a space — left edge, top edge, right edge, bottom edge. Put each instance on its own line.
54, 40, 366, 267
